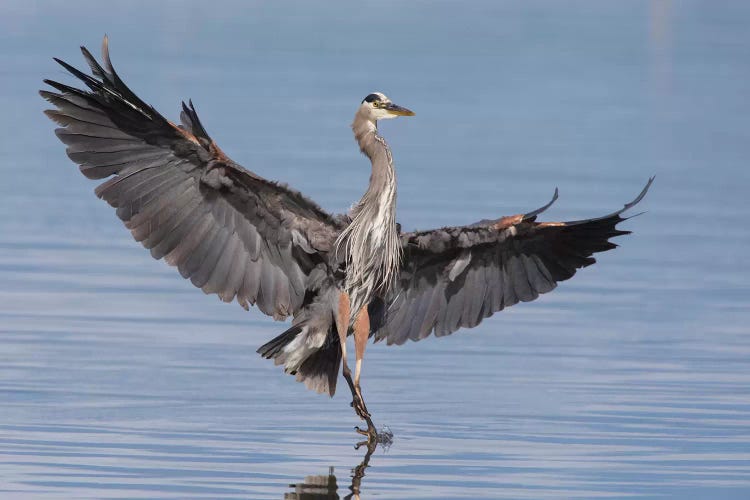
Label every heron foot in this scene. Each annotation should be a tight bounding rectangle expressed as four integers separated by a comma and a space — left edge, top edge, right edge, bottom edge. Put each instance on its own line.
354, 424, 393, 451
351, 391, 371, 419
354, 435, 378, 453
352, 384, 372, 420
351, 399, 371, 419
354, 420, 377, 449
352, 394, 376, 449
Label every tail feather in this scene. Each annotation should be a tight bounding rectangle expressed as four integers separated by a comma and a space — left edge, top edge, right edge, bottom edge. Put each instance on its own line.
257, 322, 341, 396
257, 324, 303, 360
295, 333, 341, 396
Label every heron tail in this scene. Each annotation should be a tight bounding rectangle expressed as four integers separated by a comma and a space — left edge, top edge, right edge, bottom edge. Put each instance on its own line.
257, 323, 341, 397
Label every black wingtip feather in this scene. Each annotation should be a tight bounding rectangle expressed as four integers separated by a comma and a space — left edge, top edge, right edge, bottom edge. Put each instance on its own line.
43, 79, 91, 98
524, 187, 560, 220
180, 99, 211, 142
80, 45, 109, 84
564, 177, 654, 227
53, 57, 100, 91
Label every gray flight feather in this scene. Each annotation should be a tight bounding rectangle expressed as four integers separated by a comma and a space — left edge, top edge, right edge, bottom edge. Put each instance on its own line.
42, 38, 346, 322
370, 178, 653, 345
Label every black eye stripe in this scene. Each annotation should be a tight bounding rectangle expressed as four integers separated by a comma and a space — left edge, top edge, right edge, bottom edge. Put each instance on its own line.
362, 93, 381, 103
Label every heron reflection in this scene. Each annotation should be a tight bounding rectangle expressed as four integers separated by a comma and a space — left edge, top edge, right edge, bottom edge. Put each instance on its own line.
285, 440, 378, 500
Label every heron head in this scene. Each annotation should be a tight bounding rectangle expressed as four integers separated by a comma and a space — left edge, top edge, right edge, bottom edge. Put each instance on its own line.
359, 92, 414, 122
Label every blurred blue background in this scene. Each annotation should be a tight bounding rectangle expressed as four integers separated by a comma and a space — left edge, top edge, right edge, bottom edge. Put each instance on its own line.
1, 1, 748, 498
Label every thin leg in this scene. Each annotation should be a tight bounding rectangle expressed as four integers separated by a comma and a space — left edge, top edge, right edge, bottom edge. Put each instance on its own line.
336, 292, 352, 380
337, 293, 376, 440
353, 307, 369, 387
352, 307, 376, 441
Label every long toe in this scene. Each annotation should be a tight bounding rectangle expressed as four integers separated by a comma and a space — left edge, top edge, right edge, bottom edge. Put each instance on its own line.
351, 395, 371, 420
354, 386, 370, 413
355, 426, 369, 437
356, 401, 371, 419
355, 423, 377, 440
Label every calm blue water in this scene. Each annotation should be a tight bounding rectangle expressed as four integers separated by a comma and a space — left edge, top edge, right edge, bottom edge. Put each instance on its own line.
1, 1, 749, 498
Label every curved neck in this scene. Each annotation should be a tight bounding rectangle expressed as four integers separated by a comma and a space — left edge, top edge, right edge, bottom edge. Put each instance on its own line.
335, 108, 401, 315
351, 109, 396, 202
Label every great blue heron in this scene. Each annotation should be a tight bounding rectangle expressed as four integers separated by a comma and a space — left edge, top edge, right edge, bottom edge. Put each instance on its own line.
41, 38, 652, 443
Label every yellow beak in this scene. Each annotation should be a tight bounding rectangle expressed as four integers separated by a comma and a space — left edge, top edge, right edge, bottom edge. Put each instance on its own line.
383, 102, 415, 116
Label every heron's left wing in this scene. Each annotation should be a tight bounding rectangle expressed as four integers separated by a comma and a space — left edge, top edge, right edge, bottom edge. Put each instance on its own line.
370, 179, 653, 345
41, 38, 345, 320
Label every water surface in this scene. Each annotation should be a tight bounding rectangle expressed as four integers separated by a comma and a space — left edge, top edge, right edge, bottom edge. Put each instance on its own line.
1, 1, 749, 498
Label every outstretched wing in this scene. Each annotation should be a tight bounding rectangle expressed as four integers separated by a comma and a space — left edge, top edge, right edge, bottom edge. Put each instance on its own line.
370, 179, 653, 345
41, 37, 344, 319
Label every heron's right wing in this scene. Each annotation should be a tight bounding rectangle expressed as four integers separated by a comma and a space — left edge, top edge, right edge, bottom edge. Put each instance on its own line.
370, 180, 653, 345
41, 38, 345, 320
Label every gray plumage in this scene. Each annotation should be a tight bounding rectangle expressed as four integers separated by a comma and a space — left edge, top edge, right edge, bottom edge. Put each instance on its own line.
42, 39, 652, 406
370, 180, 653, 345
335, 100, 402, 321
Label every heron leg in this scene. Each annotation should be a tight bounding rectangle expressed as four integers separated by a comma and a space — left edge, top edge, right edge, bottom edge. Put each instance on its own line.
337, 293, 376, 438
336, 291, 353, 381
352, 307, 376, 440
353, 307, 370, 411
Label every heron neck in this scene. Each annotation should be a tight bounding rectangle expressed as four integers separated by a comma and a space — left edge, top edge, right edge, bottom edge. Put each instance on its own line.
351, 112, 396, 201
336, 109, 400, 313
